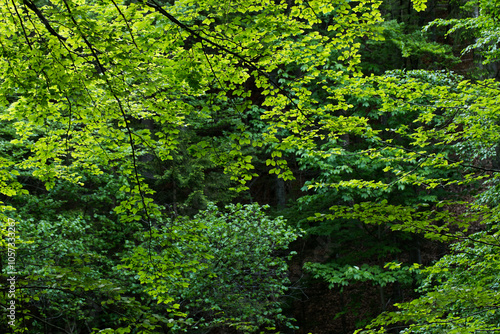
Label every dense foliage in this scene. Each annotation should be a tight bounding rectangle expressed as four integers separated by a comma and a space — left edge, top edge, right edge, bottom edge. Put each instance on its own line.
0, 0, 499, 333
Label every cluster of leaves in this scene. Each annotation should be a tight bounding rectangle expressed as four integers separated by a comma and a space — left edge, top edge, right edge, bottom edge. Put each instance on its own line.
304, 262, 418, 290
426, 0, 500, 66
358, 230, 500, 334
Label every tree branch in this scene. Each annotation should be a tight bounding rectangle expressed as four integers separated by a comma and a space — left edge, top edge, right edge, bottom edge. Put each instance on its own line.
144, 0, 314, 123
22, 0, 67, 42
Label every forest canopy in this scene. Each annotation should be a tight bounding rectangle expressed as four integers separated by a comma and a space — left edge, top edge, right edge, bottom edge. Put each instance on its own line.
1, 0, 500, 333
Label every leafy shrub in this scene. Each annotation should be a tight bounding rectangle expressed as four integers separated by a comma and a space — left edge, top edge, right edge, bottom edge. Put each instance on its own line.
176, 203, 301, 333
